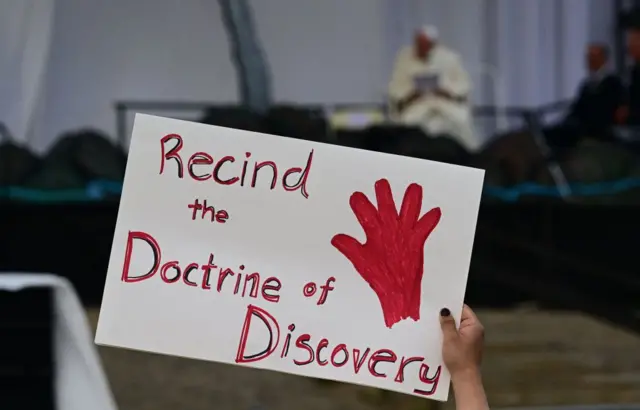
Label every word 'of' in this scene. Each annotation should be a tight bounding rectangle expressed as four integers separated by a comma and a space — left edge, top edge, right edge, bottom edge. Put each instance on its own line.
235, 304, 441, 397
159, 134, 314, 198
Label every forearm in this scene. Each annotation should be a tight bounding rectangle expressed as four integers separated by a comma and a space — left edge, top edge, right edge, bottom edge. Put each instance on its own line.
441, 68, 470, 98
390, 83, 416, 104
452, 368, 489, 410
390, 90, 421, 113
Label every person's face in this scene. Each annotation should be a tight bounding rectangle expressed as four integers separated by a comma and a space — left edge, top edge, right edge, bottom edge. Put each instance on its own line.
627, 30, 640, 61
586, 46, 606, 72
414, 33, 433, 60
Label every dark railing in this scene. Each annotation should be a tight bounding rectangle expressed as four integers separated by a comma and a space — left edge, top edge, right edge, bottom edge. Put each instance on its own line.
114, 100, 537, 146
522, 110, 572, 199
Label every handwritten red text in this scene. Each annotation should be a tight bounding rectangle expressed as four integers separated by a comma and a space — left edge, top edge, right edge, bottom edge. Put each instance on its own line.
235, 304, 441, 396
121, 231, 281, 303
188, 198, 229, 223
159, 134, 314, 198
302, 278, 336, 305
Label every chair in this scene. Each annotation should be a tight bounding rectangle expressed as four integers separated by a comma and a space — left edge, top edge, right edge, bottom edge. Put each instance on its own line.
265, 105, 328, 142
0, 274, 117, 410
0, 285, 54, 409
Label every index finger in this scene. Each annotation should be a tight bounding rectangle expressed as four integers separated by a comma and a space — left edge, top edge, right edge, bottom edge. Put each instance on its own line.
460, 304, 479, 324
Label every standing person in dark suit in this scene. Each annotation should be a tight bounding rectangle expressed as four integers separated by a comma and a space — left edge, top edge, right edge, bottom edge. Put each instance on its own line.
546, 44, 626, 152
625, 26, 640, 125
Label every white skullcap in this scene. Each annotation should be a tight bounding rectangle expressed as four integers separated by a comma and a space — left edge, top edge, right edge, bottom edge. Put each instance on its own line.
420, 25, 439, 40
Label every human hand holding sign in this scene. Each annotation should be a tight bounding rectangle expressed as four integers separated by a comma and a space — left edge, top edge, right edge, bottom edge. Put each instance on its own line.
440, 305, 484, 376
98, 114, 485, 402
440, 305, 488, 410
331, 178, 441, 328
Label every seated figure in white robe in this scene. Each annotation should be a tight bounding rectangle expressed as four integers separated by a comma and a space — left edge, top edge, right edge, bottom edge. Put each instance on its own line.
388, 25, 481, 151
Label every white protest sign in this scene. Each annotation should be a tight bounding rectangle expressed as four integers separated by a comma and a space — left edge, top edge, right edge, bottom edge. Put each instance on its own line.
96, 114, 484, 401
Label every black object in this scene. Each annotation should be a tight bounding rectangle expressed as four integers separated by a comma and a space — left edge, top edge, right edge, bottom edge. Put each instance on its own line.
557, 139, 640, 204
24, 129, 126, 190
473, 129, 551, 187
615, 3, 640, 73
334, 129, 372, 150
362, 125, 470, 165
200, 106, 267, 133
2, 200, 638, 315
401, 135, 471, 165
72, 130, 127, 181
362, 125, 426, 153
0, 142, 40, 186
627, 64, 640, 126
265, 105, 328, 142
0, 286, 54, 410
0, 202, 117, 305
562, 140, 639, 183
619, 6, 640, 29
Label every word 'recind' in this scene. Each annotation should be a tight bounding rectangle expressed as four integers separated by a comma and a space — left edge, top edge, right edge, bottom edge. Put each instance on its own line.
187, 198, 229, 224
235, 305, 441, 397
159, 134, 314, 198
121, 231, 282, 304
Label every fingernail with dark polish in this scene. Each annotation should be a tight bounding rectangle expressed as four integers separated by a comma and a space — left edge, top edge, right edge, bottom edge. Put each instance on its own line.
440, 308, 450, 317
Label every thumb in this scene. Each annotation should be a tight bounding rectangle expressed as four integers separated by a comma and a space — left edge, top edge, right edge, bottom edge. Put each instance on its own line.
439, 308, 458, 340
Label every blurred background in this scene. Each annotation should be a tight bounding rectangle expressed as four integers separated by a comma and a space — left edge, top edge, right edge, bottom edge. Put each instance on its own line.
1, 0, 640, 409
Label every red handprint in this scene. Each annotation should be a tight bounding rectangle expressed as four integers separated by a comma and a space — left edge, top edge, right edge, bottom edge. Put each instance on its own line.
331, 178, 441, 328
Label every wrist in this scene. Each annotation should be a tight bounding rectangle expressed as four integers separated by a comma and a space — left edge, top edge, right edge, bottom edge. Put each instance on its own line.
451, 366, 482, 387
451, 366, 489, 410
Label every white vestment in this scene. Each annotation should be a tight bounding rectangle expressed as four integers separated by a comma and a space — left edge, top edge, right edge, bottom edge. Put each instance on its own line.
388, 45, 481, 151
